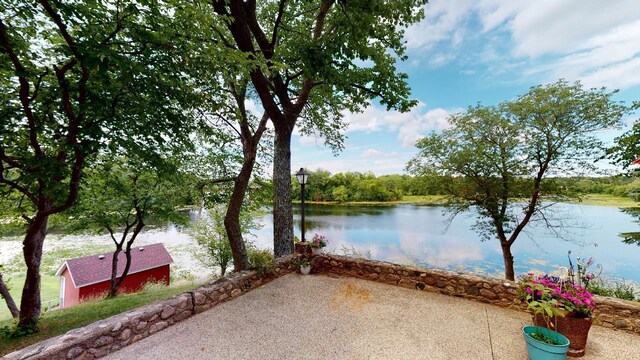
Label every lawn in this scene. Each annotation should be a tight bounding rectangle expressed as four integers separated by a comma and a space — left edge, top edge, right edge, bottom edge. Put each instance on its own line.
570, 194, 638, 208
0, 282, 200, 356
0, 274, 60, 321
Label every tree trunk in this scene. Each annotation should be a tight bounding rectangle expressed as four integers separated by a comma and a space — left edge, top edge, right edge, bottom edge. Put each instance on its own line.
224, 151, 254, 271
501, 243, 515, 281
272, 128, 294, 257
0, 272, 19, 318
109, 224, 143, 297
108, 246, 123, 298
18, 213, 48, 331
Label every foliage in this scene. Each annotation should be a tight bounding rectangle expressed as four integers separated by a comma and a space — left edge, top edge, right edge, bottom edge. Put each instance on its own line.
407, 80, 631, 280
606, 102, 640, 169
247, 248, 274, 277
0, 0, 222, 328
291, 254, 315, 268
588, 280, 638, 301
340, 245, 373, 259
69, 158, 190, 235
517, 275, 596, 318
309, 234, 328, 249
618, 207, 640, 246
291, 170, 405, 202
190, 205, 262, 277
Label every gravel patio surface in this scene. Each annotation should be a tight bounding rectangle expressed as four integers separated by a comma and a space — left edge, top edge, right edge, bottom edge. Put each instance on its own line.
105, 274, 640, 360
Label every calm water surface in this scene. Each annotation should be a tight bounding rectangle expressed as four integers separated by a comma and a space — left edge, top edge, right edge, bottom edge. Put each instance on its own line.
251, 203, 640, 284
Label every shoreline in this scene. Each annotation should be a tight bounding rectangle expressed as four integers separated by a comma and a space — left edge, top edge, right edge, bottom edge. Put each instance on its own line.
294, 194, 638, 208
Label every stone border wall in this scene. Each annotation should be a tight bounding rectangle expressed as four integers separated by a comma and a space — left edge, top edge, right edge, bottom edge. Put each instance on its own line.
3, 256, 295, 360
312, 253, 640, 336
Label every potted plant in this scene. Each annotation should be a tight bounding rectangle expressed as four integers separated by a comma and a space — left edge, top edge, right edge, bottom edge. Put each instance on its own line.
518, 255, 598, 357
521, 282, 570, 360
309, 233, 327, 254
292, 255, 315, 275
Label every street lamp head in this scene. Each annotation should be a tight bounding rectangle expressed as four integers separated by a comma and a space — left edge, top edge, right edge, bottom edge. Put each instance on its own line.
295, 168, 309, 185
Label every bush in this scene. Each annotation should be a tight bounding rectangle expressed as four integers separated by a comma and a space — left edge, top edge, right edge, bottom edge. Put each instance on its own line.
588, 280, 638, 301
248, 248, 274, 276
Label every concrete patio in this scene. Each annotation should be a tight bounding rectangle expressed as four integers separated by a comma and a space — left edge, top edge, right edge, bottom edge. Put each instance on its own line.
105, 274, 640, 360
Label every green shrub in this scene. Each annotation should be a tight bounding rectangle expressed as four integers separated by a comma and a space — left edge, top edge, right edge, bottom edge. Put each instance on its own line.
248, 248, 274, 276
587, 280, 613, 297
588, 280, 638, 301
612, 282, 637, 301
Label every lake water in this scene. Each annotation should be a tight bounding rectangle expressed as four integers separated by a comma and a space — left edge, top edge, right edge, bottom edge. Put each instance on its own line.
1, 203, 639, 285
251, 203, 640, 284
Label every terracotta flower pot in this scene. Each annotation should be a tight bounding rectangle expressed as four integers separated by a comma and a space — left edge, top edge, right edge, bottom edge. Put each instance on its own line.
533, 313, 592, 357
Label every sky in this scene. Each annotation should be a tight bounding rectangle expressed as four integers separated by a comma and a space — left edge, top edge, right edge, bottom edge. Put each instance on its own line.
290, 0, 640, 176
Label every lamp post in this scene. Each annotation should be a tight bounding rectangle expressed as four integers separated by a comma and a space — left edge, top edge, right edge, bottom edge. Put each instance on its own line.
295, 168, 309, 243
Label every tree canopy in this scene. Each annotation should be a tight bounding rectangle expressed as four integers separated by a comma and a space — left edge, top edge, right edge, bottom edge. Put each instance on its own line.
0, 0, 220, 330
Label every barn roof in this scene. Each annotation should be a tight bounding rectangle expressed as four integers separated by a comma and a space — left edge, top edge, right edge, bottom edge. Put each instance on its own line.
56, 243, 173, 288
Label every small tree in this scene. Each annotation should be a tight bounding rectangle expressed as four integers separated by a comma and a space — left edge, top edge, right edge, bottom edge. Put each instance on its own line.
69, 158, 189, 297
191, 208, 234, 277
407, 80, 630, 280
191, 204, 263, 277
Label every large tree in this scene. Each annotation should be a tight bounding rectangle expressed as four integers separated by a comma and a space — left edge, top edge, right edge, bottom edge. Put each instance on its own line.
0, 1, 205, 330
407, 80, 631, 280
209, 0, 426, 256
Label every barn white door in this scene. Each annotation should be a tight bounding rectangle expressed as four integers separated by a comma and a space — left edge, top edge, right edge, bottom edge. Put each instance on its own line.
59, 276, 65, 308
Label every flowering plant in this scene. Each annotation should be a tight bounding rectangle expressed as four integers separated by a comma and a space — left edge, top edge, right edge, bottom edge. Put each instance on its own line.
517, 275, 595, 318
309, 234, 327, 248
292, 253, 315, 268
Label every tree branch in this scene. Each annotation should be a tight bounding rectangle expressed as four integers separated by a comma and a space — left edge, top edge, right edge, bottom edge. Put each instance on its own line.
0, 19, 43, 157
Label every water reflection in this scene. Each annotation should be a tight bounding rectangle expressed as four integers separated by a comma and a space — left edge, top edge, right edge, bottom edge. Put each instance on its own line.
253, 203, 640, 283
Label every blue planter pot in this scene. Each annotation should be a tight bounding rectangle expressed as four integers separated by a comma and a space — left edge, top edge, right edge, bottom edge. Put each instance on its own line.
522, 326, 570, 360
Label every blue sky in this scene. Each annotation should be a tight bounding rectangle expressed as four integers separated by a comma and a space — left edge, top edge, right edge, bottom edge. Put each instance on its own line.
291, 0, 640, 175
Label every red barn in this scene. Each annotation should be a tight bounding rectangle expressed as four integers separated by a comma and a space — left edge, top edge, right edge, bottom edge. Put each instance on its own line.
55, 243, 173, 308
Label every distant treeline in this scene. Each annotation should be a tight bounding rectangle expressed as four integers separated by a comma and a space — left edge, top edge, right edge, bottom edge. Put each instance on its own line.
290, 170, 640, 203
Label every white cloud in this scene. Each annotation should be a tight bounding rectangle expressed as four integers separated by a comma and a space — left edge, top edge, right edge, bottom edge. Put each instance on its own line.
404, 0, 476, 52
343, 102, 459, 148
361, 149, 401, 159
298, 134, 326, 147
405, 0, 640, 88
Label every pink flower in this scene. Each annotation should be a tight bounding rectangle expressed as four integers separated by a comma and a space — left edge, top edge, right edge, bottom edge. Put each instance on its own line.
536, 290, 543, 297
526, 287, 532, 295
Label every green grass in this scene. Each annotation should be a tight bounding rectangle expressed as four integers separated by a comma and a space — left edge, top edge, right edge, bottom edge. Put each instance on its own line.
0, 282, 199, 356
0, 275, 60, 322
569, 194, 638, 208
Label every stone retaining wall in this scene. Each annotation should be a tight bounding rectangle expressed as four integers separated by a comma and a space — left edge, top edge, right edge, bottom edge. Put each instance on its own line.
312, 253, 640, 336
4, 256, 295, 360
